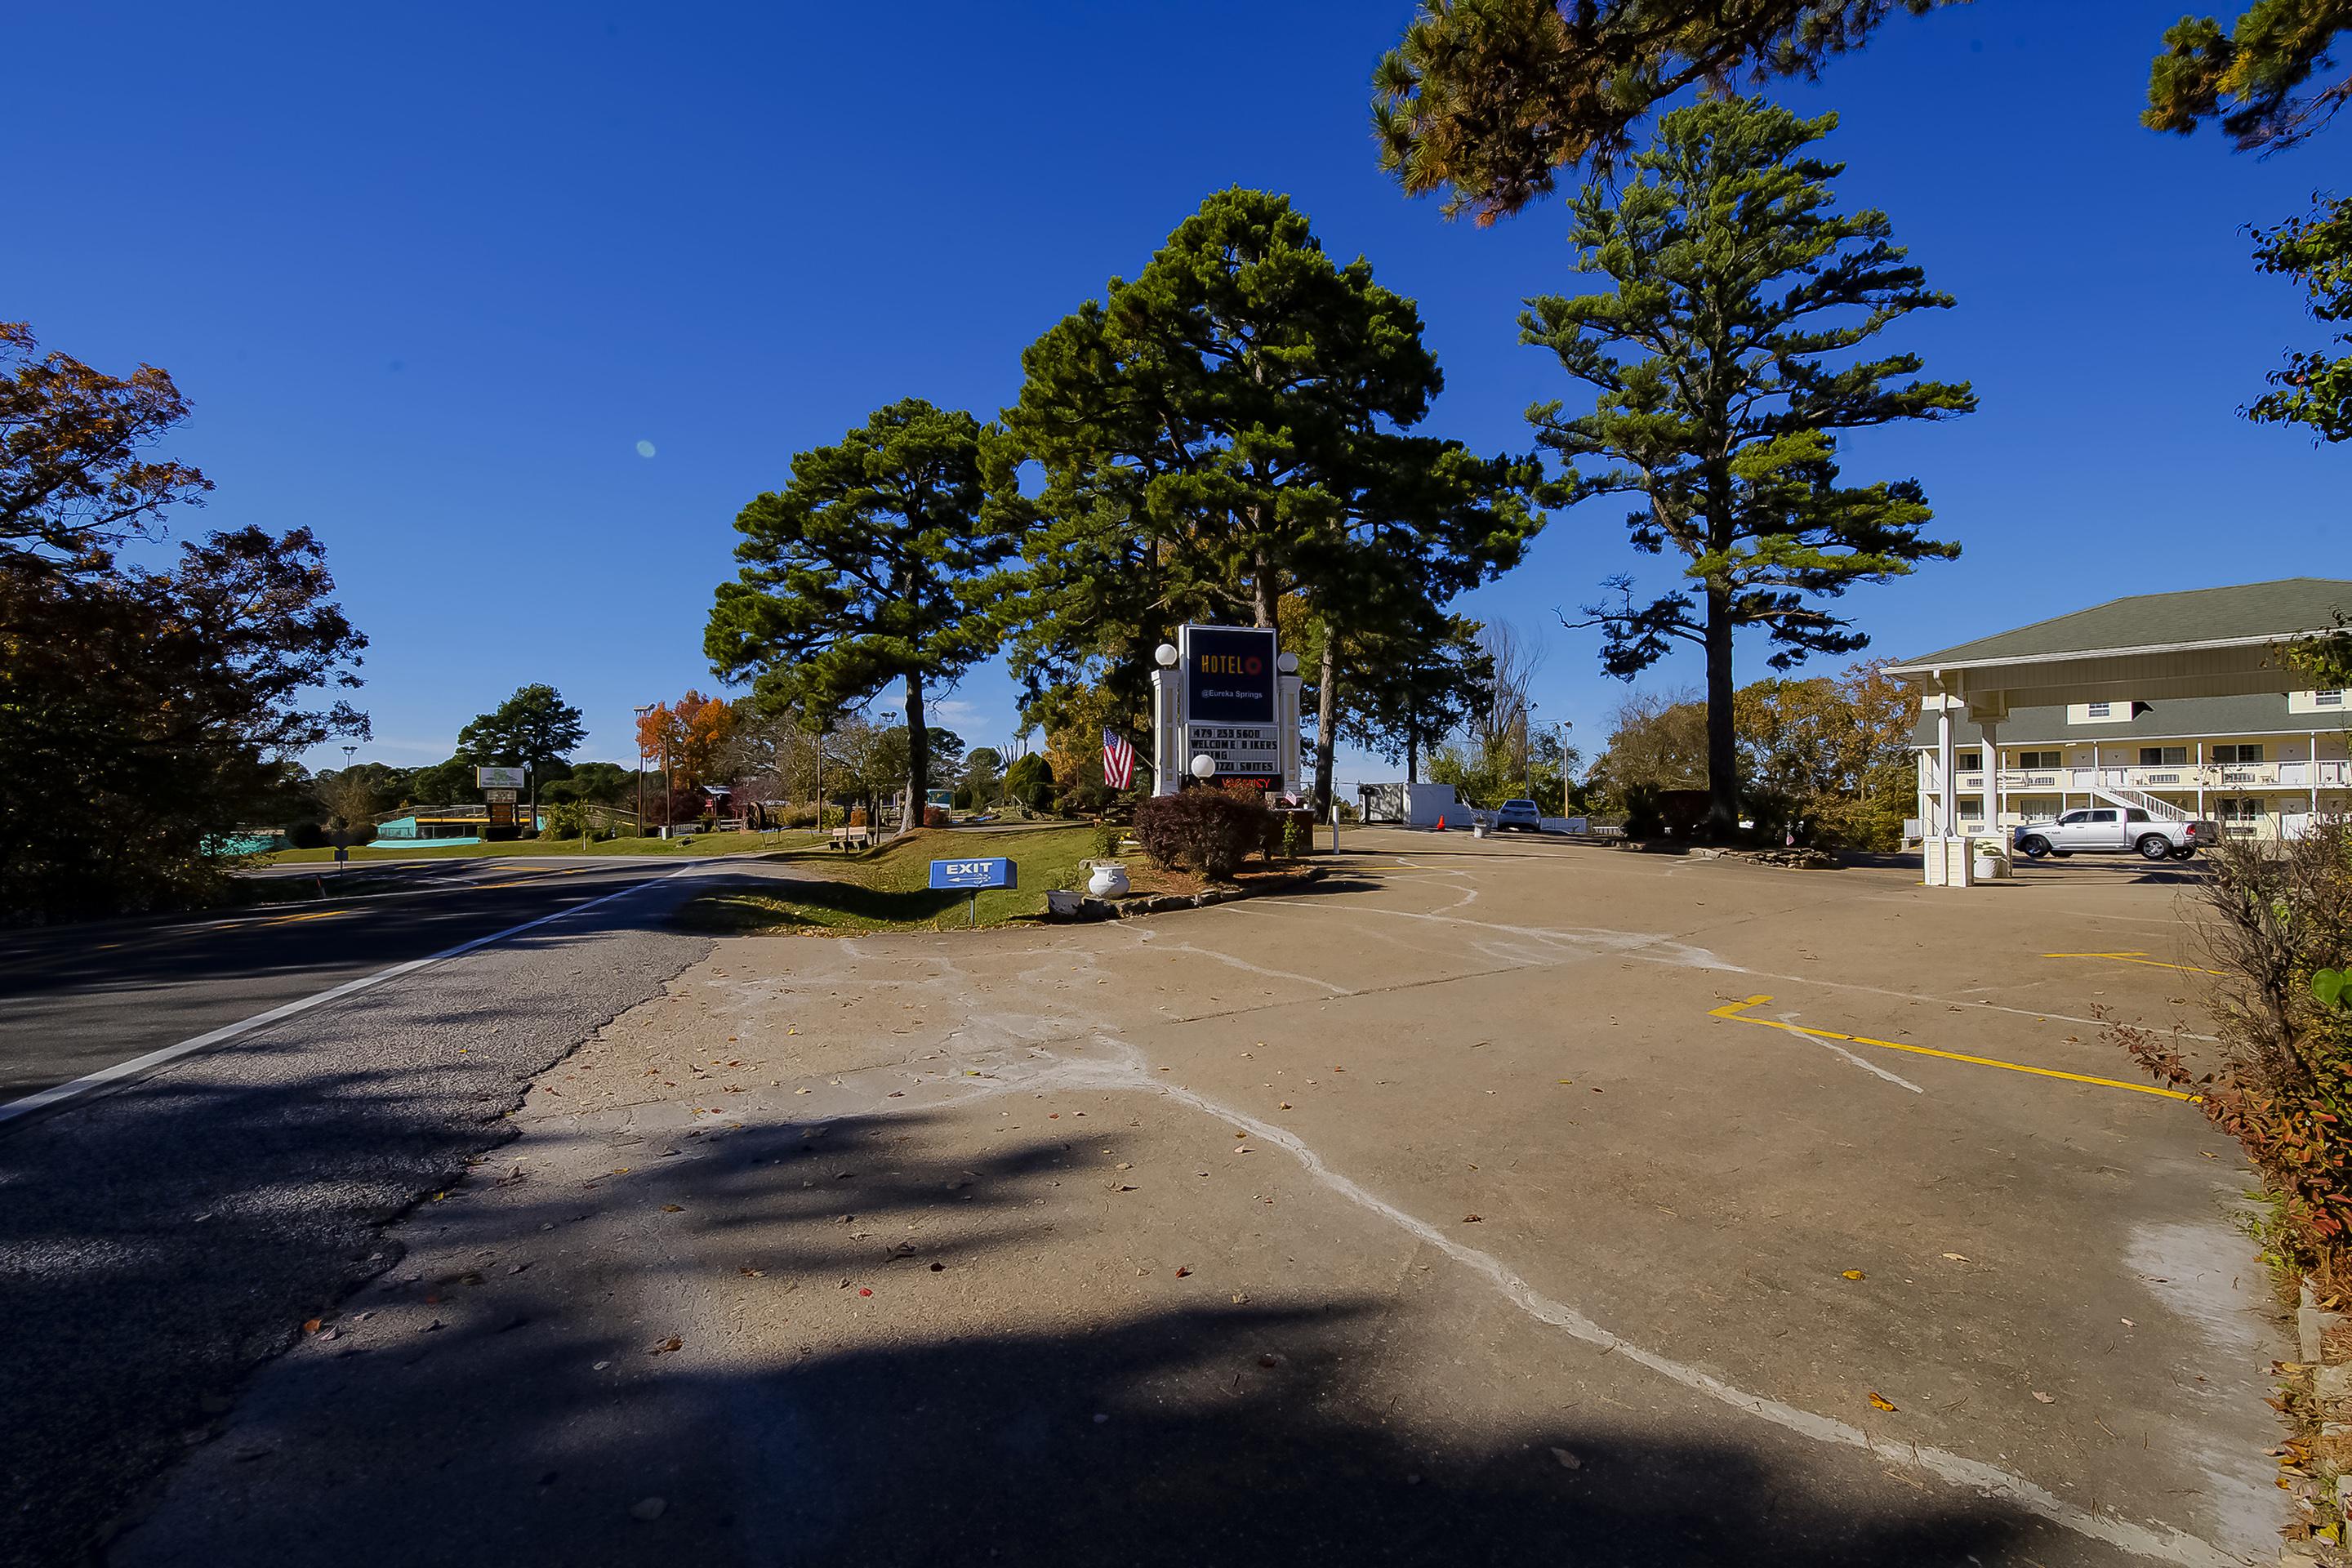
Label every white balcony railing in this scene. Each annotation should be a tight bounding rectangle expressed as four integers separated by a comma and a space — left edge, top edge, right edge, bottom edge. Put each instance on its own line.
1927, 760, 2352, 795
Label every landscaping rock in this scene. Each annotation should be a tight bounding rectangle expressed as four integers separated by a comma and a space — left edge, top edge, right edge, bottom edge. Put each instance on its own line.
2313, 1362, 2352, 1403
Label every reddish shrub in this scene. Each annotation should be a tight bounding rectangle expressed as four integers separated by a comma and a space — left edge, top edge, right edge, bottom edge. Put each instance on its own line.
1134, 788, 1273, 881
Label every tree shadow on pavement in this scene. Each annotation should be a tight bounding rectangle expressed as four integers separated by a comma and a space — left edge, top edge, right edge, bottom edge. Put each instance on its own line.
108, 1288, 2057, 1568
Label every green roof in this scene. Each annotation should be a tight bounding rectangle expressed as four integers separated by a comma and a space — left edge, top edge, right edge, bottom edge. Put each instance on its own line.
1892, 579, 2352, 669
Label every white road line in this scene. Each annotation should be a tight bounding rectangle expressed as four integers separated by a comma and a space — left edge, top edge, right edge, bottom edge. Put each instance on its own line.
0, 870, 693, 1129
801, 1039, 2241, 1567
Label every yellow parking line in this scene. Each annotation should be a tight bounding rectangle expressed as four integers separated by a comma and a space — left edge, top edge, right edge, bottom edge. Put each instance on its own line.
1707, 995, 2195, 1102
259, 909, 350, 926
2041, 951, 2226, 977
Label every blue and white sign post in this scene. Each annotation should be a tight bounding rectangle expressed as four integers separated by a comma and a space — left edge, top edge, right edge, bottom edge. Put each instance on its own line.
928, 856, 1016, 928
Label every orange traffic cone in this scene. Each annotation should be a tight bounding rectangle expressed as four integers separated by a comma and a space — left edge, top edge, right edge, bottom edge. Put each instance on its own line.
1435, 813, 1446, 832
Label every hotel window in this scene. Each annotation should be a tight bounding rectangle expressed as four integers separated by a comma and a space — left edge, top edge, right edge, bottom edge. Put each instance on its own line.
2213, 744, 2265, 765
2017, 750, 2062, 769
2320, 691, 2345, 709
2218, 796, 2266, 823
2137, 746, 2188, 767
2086, 701, 2111, 718
1956, 750, 1981, 771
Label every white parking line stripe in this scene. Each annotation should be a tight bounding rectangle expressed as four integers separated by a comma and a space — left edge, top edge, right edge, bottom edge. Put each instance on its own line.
0, 870, 691, 1129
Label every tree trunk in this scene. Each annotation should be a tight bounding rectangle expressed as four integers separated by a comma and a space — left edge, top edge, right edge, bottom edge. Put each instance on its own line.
900, 670, 929, 839
1704, 582, 1739, 842
1406, 726, 1419, 786
1252, 550, 1274, 629
1312, 635, 1339, 817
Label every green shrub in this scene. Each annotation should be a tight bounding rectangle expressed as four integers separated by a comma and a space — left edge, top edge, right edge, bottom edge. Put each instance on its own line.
1135, 788, 1274, 882
951, 786, 973, 810
1005, 754, 1054, 794
1022, 782, 1054, 813
285, 822, 328, 849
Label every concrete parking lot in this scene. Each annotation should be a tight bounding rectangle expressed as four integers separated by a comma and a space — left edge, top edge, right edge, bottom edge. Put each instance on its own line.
118, 831, 2281, 1567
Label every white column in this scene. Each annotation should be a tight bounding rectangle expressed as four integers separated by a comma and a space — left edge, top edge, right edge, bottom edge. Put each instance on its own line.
1984, 717, 2002, 829
2314, 731, 2323, 818
2197, 740, 2206, 822
1937, 688, 1957, 836
1150, 667, 1179, 796
1276, 674, 1303, 797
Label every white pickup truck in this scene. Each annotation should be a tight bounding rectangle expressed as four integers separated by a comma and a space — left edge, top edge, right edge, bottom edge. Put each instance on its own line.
2012, 808, 2220, 862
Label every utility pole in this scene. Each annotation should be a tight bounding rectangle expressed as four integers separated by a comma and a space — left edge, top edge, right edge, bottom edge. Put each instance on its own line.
634, 704, 655, 844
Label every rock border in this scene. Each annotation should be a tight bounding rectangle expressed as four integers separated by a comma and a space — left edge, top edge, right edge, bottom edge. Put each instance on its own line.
1043, 864, 1329, 922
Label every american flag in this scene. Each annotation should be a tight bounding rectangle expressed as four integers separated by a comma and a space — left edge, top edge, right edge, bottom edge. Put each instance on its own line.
1102, 728, 1136, 790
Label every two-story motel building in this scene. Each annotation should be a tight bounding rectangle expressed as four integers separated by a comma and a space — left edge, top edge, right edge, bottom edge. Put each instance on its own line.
1885, 580, 2352, 844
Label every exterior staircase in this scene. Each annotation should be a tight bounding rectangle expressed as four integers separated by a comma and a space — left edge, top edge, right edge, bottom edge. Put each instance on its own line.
2084, 779, 2191, 822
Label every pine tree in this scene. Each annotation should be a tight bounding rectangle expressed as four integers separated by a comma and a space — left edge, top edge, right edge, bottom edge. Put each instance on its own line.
1370, 1, 1948, 224
1525, 96, 1972, 839
706, 399, 1021, 836
1001, 188, 1538, 812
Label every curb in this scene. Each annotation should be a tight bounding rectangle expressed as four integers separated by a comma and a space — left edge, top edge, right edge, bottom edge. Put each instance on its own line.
1042, 865, 1330, 922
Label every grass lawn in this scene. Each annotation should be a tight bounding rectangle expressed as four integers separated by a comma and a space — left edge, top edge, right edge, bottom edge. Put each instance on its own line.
675, 825, 1101, 934
256, 830, 822, 865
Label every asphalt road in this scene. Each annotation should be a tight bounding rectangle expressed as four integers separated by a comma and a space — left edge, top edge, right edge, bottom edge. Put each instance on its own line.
0, 859, 687, 1107
0, 858, 746, 1568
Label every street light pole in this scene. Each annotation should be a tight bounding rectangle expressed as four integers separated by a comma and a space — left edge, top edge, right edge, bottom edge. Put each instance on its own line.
340, 744, 357, 872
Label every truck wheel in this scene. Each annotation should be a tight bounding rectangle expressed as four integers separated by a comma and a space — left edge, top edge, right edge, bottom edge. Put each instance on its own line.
2136, 835, 2172, 861
2171, 845, 2196, 861
2019, 835, 2051, 859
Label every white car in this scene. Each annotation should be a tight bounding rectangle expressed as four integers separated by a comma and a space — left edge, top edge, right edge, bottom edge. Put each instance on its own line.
1492, 799, 1543, 832
2013, 808, 2217, 862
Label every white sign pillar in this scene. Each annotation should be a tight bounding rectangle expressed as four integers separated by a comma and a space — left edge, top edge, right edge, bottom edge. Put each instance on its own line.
1150, 648, 1183, 796
1276, 672, 1303, 796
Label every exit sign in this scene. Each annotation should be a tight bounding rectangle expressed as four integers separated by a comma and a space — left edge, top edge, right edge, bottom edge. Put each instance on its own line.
928, 858, 1015, 891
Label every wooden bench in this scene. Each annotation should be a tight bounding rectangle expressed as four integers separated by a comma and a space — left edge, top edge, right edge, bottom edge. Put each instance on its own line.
830, 826, 879, 851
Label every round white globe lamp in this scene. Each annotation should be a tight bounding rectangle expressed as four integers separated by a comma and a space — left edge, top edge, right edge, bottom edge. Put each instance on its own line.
1154, 644, 1180, 667
1189, 753, 1217, 782
1276, 652, 1299, 674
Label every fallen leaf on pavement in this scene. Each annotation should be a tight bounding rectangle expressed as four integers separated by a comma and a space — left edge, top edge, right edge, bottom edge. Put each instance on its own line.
301, 1318, 322, 1334
1174, 1267, 1191, 1278
1258, 1353, 1281, 1368
1841, 1270, 1865, 1281
858, 1287, 873, 1297
739, 1267, 764, 1278
1868, 1392, 1898, 1412
2033, 1391, 2054, 1404
648, 1336, 683, 1355
1942, 1254, 1969, 1262
1550, 1447, 1582, 1470
662, 1204, 684, 1214
1463, 1214, 1484, 1223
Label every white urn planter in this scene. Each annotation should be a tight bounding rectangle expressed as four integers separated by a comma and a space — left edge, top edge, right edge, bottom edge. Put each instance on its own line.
1086, 862, 1130, 898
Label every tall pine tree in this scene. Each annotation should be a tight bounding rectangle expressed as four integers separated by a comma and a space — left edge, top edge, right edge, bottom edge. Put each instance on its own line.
1525, 96, 1972, 839
1001, 188, 1538, 810
706, 399, 1022, 836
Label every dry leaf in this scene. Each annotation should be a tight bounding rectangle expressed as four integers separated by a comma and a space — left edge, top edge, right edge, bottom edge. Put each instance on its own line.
661, 1204, 684, 1214
648, 1336, 683, 1355
1942, 1253, 1969, 1262
301, 1317, 322, 1334
1550, 1446, 1582, 1470
2032, 1391, 2054, 1404
1174, 1267, 1192, 1278
1841, 1270, 1865, 1281
1463, 1214, 1485, 1223
738, 1267, 765, 1278
1867, 1392, 1898, 1412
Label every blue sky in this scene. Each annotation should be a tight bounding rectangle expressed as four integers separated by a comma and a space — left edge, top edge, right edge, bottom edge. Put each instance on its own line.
11, 2, 2345, 781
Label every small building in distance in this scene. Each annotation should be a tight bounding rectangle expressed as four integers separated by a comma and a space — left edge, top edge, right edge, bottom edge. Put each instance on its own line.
1886, 579, 2352, 842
